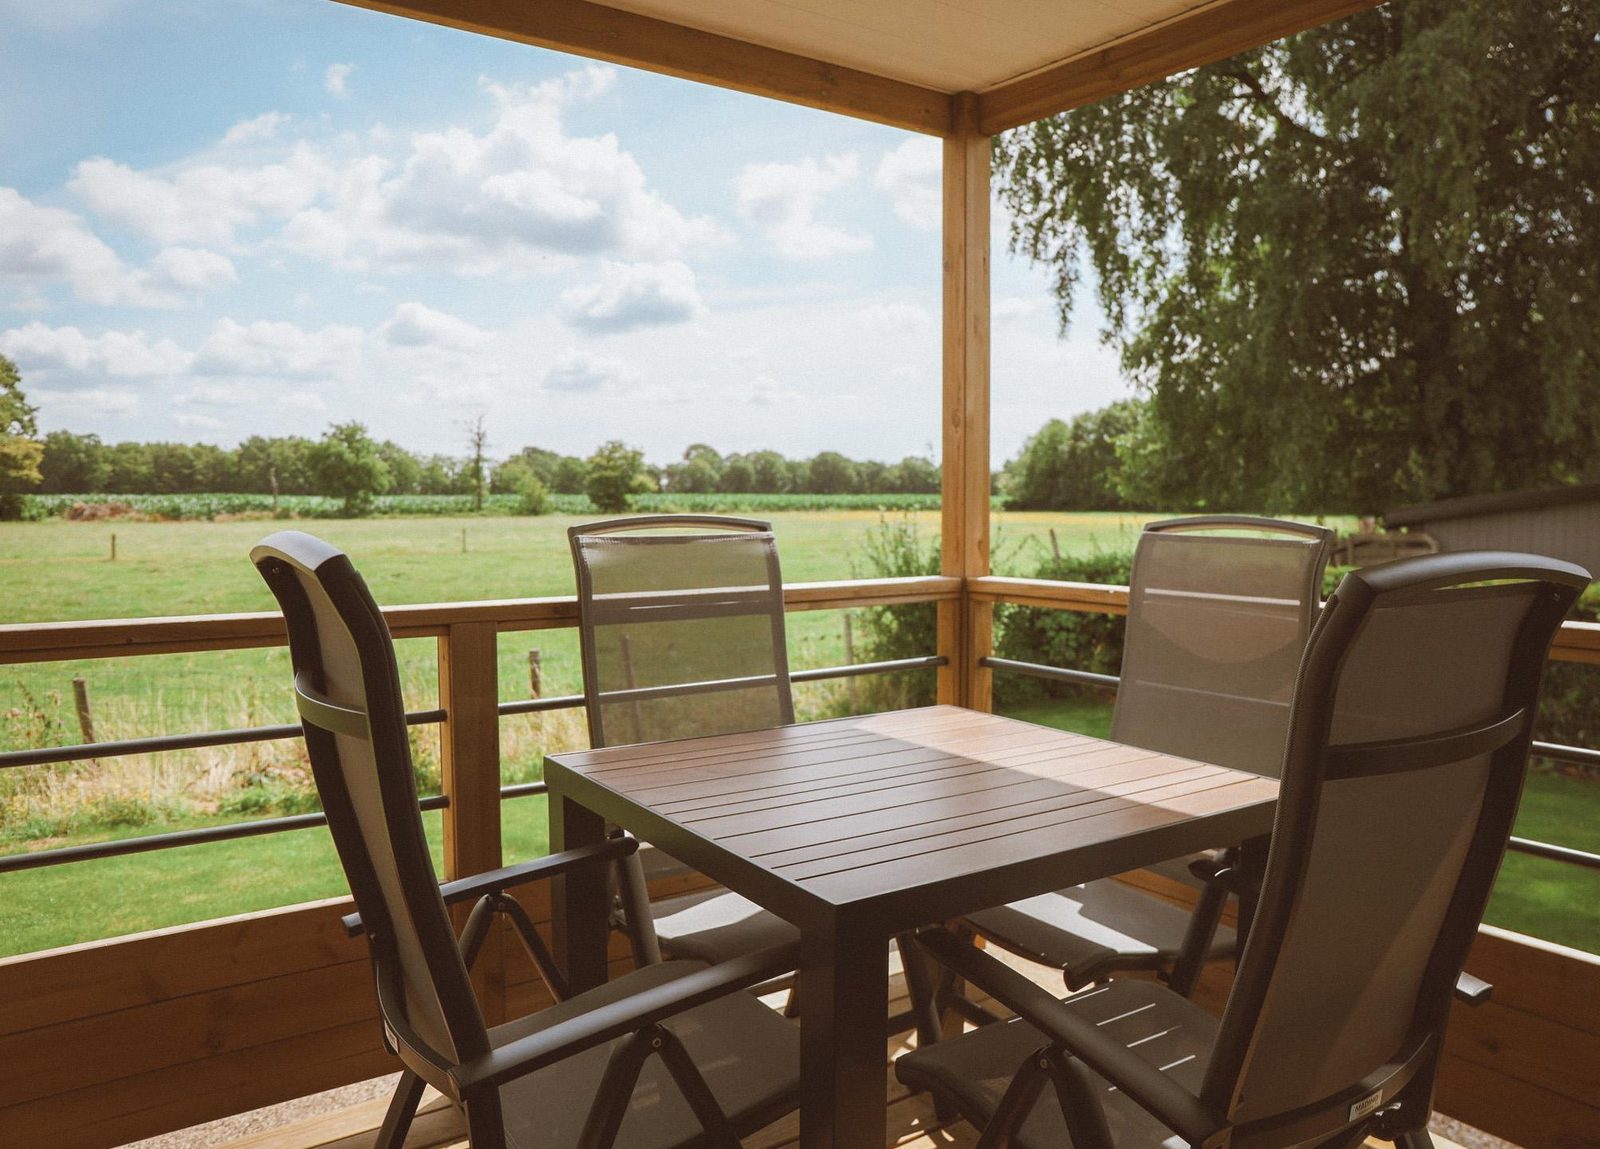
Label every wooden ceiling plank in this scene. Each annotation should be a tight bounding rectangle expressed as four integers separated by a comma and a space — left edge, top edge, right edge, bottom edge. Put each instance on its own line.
331, 0, 953, 135
976, 0, 1385, 134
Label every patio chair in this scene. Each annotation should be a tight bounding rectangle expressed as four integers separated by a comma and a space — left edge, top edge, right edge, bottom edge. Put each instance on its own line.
569, 514, 942, 1039
569, 514, 803, 971
252, 530, 800, 1149
896, 550, 1588, 1149
962, 516, 1333, 998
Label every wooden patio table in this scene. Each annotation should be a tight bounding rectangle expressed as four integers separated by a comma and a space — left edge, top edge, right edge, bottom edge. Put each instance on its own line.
543, 704, 1278, 1149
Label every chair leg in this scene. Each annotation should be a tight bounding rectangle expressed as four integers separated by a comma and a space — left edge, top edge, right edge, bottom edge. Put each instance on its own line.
1167, 879, 1230, 998
972, 1052, 1049, 1149
613, 849, 663, 968
1389, 1130, 1435, 1149
896, 932, 945, 1049
374, 1070, 427, 1149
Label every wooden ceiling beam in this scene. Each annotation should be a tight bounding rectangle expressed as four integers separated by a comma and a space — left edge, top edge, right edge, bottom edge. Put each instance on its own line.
332, 0, 953, 135
976, 0, 1385, 135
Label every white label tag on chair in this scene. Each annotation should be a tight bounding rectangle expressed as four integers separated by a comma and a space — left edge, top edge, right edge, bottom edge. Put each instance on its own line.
1348, 1091, 1384, 1122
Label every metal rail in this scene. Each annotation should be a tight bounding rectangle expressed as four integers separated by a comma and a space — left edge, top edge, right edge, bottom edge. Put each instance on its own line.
982, 654, 1600, 874
0, 655, 946, 873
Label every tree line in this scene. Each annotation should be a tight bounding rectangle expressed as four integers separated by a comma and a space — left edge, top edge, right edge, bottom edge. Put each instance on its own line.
27, 428, 939, 498
0, 356, 940, 517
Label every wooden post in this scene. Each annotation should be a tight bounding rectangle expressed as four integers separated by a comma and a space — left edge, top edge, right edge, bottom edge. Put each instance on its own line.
843, 613, 858, 709
938, 91, 993, 711
109, 533, 116, 563
527, 649, 542, 697
438, 621, 505, 1018
72, 677, 97, 751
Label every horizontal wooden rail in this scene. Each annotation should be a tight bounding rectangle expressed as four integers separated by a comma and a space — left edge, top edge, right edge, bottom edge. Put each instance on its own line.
0, 575, 962, 665
967, 575, 1600, 665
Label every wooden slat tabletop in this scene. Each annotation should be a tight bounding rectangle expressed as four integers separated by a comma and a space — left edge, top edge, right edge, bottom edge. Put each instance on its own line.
545, 705, 1277, 931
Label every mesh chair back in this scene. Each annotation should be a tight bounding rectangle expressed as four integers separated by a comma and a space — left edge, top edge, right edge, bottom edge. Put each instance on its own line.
570, 515, 794, 749
252, 531, 487, 1076
1111, 516, 1333, 778
1204, 552, 1587, 1135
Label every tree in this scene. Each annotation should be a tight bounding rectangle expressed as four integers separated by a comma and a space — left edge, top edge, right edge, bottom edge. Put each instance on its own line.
807, 451, 860, 494
308, 422, 392, 515
377, 440, 424, 494
719, 455, 755, 493
0, 354, 43, 518
1002, 401, 1145, 510
585, 440, 647, 513
890, 455, 940, 494
38, 431, 110, 493
746, 450, 793, 494
995, 2, 1600, 511
462, 415, 489, 511
668, 443, 724, 493
551, 455, 589, 495
235, 436, 315, 496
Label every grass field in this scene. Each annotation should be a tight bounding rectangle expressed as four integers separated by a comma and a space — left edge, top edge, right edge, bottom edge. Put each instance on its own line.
4, 508, 1597, 958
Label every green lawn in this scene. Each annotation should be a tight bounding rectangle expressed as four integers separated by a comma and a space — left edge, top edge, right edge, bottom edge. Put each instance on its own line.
4, 508, 1597, 959
0, 797, 552, 957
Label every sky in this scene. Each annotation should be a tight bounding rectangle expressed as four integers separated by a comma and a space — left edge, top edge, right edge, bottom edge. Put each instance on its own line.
0, 0, 1133, 468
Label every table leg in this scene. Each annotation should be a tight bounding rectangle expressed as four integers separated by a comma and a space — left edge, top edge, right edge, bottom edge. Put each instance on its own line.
550, 788, 610, 995
1235, 833, 1271, 946
799, 926, 889, 1149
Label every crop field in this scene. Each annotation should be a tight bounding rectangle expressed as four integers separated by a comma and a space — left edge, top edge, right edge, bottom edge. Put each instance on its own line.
3, 507, 1596, 958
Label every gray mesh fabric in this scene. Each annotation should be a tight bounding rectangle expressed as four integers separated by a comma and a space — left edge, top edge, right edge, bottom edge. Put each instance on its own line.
574, 529, 793, 747
283, 563, 468, 1064
1223, 585, 1535, 1122
1113, 532, 1325, 777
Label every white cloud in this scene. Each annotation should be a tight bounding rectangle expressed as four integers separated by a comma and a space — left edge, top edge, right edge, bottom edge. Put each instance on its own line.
222, 112, 292, 147
275, 390, 327, 412
543, 349, 635, 393
735, 153, 871, 259
69, 150, 330, 247
193, 317, 363, 376
993, 296, 1050, 323
0, 321, 191, 376
325, 63, 355, 97
282, 67, 722, 275
32, 387, 140, 419
150, 246, 238, 293
381, 302, 488, 349
874, 138, 941, 231
558, 261, 705, 332
0, 188, 178, 307
860, 302, 933, 334
177, 384, 255, 408
174, 412, 225, 430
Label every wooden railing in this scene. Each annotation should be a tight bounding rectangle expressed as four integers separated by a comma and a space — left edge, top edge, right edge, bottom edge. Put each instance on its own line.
3, 573, 1597, 1148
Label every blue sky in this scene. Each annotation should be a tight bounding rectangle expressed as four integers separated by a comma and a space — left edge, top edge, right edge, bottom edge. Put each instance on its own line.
0, 0, 1130, 466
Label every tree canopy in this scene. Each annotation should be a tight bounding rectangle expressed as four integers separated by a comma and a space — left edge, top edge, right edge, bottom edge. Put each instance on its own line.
996, 0, 1600, 512
0, 354, 43, 518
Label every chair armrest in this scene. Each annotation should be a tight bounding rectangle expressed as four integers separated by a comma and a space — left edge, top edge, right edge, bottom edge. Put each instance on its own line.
451, 940, 802, 1091
915, 928, 1229, 1147
1454, 971, 1492, 1005
343, 835, 639, 937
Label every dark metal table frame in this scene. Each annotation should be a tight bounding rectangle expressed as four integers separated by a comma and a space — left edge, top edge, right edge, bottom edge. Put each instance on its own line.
544, 706, 1276, 1149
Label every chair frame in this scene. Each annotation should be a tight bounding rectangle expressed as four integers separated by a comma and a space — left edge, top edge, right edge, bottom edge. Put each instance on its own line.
254, 531, 799, 1149
910, 550, 1587, 1149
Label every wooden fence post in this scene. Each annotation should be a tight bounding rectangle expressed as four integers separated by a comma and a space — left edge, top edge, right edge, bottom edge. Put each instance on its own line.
438, 620, 504, 1019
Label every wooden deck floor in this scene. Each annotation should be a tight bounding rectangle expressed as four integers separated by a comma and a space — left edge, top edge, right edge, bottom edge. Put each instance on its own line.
218, 949, 1463, 1149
